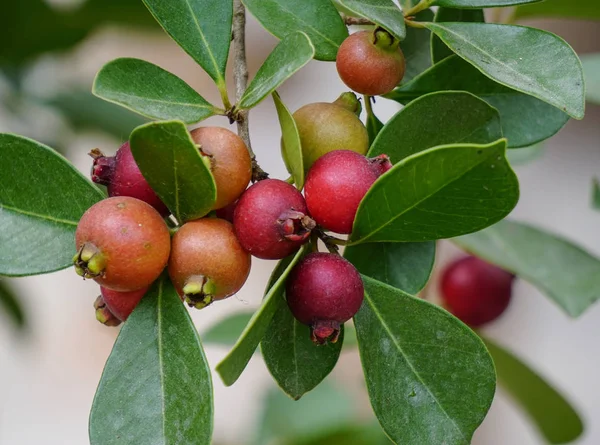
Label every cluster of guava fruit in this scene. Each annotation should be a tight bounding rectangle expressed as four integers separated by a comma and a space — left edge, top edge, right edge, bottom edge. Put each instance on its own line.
72, 27, 411, 342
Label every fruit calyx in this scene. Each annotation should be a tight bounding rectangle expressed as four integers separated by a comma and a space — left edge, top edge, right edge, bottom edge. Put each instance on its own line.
369, 154, 393, 176
278, 209, 316, 242
94, 295, 121, 327
372, 27, 400, 52
333, 92, 362, 117
73, 243, 107, 279
182, 275, 217, 309
311, 320, 341, 345
89, 148, 115, 186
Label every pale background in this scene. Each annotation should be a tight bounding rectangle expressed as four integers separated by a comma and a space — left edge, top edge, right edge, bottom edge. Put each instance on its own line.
0, 8, 599, 445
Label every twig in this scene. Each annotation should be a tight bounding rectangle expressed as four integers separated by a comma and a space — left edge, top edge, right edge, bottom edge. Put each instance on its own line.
343, 15, 374, 26
232, 0, 268, 181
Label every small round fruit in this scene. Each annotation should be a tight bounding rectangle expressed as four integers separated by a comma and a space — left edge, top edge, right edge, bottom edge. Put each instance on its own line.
304, 150, 389, 234
440, 256, 515, 327
93, 295, 121, 327
215, 200, 237, 223
286, 253, 364, 344
190, 127, 252, 210
336, 30, 405, 96
90, 143, 169, 216
168, 218, 251, 309
101, 286, 148, 322
74, 197, 171, 292
233, 179, 315, 260
288, 99, 369, 172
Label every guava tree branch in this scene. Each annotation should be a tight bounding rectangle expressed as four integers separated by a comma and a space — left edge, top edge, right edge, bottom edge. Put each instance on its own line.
232, 0, 268, 181
342, 15, 373, 26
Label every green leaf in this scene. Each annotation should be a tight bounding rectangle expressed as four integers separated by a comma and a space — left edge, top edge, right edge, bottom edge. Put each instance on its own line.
423, 23, 585, 120
129, 120, 216, 223
273, 92, 304, 190
89, 276, 213, 445
355, 277, 496, 445
365, 99, 384, 146
344, 242, 435, 294
93, 58, 218, 124
262, 303, 343, 400
387, 56, 569, 148
373, 91, 502, 162
434, 0, 541, 7
287, 424, 393, 445
242, 0, 348, 61
337, 0, 406, 41
141, 0, 232, 87
581, 54, 600, 105
239, 32, 315, 110
593, 179, 600, 212
0, 279, 26, 329
513, 0, 600, 21
202, 312, 254, 346
482, 336, 584, 444
216, 247, 306, 386
351, 139, 519, 244
454, 220, 600, 317
401, 9, 435, 82
431, 7, 484, 64
0, 134, 104, 276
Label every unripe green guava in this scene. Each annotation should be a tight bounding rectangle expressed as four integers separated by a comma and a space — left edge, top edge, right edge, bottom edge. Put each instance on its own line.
283, 93, 369, 173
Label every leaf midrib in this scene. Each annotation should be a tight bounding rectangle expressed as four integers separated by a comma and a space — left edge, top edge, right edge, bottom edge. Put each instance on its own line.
353, 144, 500, 244
1, 203, 78, 226
104, 91, 213, 110
429, 23, 561, 107
363, 287, 468, 442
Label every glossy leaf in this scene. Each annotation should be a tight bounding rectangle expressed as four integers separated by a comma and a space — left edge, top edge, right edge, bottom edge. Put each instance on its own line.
0, 134, 104, 276
593, 179, 600, 212
129, 120, 216, 223
141, 0, 232, 86
483, 337, 584, 444
89, 277, 213, 445
434, 0, 541, 7
239, 33, 314, 110
402, 9, 435, 82
355, 277, 496, 445
372, 91, 502, 162
513, 0, 600, 21
344, 242, 435, 294
431, 7, 484, 64
454, 220, 600, 317
423, 23, 585, 120
262, 303, 343, 400
216, 247, 306, 386
242, 0, 348, 61
93, 58, 218, 123
387, 56, 569, 148
337, 0, 406, 41
0, 280, 26, 329
202, 312, 254, 346
581, 54, 600, 105
273, 92, 304, 190
351, 139, 519, 244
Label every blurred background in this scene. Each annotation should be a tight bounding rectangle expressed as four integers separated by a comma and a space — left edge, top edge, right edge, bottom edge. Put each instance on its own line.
0, 1, 599, 444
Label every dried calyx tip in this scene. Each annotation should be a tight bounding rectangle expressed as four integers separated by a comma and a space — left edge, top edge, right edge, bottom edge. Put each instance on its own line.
183, 276, 216, 309
310, 320, 341, 345
279, 210, 315, 242
94, 295, 121, 327
89, 149, 115, 186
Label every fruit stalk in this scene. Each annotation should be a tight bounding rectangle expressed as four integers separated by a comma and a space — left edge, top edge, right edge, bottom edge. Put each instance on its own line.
232, 0, 268, 182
